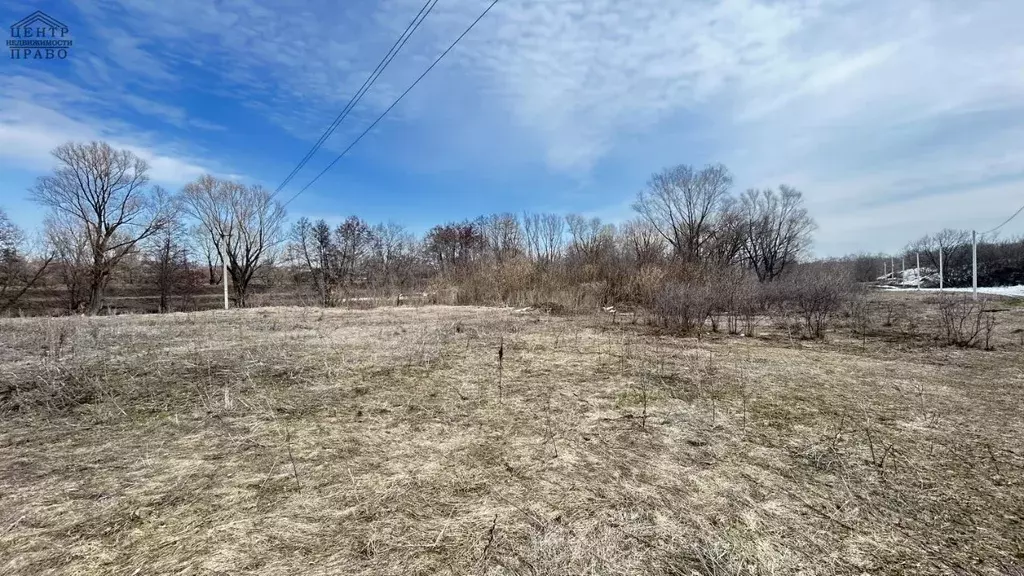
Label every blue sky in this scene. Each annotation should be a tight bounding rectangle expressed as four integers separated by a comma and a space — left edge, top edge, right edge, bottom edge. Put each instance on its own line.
2, 0, 1023, 256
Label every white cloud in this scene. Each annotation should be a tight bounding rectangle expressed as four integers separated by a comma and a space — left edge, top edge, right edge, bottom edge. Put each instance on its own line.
0, 100, 215, 187
8, 0, 1023, 255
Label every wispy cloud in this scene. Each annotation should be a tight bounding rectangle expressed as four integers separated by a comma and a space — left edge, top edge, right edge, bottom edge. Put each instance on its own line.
2, 0, 1021, 254
0, 75, 224, 187
0, 100, 212, 185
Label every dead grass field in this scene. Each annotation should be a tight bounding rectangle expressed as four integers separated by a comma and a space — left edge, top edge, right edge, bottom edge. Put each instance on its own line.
1, 293, 1023, 575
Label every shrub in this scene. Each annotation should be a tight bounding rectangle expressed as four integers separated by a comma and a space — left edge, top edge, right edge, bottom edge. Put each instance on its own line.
936, 294, 985, 348
653, 274, 714, 337
781, 264, 853, 339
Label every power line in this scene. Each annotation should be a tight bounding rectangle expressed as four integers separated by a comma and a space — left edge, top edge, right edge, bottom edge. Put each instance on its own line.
274, 0, 439, 195
980, 201, 1024, 237
282, 0, 501, 208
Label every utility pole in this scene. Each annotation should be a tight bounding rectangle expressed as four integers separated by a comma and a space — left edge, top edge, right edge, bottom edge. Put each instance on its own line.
916, 252, 920, 289
939, 248, 944, 291
220, 232, 229, 310
972, 230, 978, 301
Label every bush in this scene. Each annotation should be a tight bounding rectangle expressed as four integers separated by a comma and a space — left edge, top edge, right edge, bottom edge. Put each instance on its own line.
654, 280, 712, 335
936, 294, 986, 348
780, 264, 853, 339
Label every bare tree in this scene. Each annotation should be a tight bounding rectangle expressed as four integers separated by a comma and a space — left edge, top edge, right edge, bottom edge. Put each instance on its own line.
424, 221, 485, 278
368, 221, 415, 292
30, 142, 173, 314
182, 175, 285, 307
566, 214, 614, 261
0, 210, 19, 257
741, 186, 815, 282
619, 218, 664, 269
703, 197, 747, 268
0, 208, 53, 314
539, 213, 565, 264
45, 215, 91, 312
521, 212, 542, 262
191, 224, 222, 285
481, 213, 523, 264
334, 216, 372, 289
633, 163, 734, 262
565, 214, 619, 287
906, 228, 971, 280
147, 205, 190, 312
289, 217, 337, 306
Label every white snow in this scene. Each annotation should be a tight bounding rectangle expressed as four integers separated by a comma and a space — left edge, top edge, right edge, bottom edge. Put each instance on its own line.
879, 285, 1024, 298
877, 266, 937, 288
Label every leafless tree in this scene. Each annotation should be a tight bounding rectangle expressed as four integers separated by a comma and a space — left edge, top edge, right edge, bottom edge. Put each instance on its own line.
741, 186, 815, 282
289, 217, 340, 306
30, 142, 173, 314
0, 210, 19, 258
182, 175, 285, 307
368, 221, 415, 292
906, 228, 971, 280
481, 213, 523, 264
565, 214, 620, 292
566, 214, 615, 262
118, 250, 145, 285
45, 215, 91, 312
334, 216, 371, 288
191, 224, 222, 285
424, 221, 486, 278
147, 206, 190, 312
633, 163, 734, 262
521, 212, 542, 262
703, 197, 747, 268
538, 213, 565, 264
619, 218, 664, 269
0, 209, 53, 314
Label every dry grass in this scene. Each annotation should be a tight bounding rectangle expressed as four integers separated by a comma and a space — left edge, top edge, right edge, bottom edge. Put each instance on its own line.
1, 294, 1023, 575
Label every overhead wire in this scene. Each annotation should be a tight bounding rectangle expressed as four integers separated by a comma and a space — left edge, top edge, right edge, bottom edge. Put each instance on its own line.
274, 0, 440, 194
282, 0, 501, 208
979, 201, 1024, 237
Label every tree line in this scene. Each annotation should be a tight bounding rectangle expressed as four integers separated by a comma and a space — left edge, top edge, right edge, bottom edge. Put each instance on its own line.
836, 228, 1024, 288
1, 141, 820, 316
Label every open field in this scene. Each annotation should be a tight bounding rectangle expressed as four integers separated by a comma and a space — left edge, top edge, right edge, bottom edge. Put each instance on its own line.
1, 294, 1023, 575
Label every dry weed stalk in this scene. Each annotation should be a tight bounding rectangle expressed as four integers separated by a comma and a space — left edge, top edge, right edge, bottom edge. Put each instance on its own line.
740, 367, 750, 435
497, 335, 504, 402
286, 426, 302, 492
704, 351, 718, 427
543, 389, 558, 458
983, 310, 997, 350
640, 364, 649, 430
477, 514, 499, 571
862, 410, 895, 477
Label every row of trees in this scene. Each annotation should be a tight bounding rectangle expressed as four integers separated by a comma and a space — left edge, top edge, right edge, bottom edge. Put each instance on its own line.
11, 142, 288, 313
844, 229, 1024, 288
905, 229, 1024, 287
3, 141, 818, 315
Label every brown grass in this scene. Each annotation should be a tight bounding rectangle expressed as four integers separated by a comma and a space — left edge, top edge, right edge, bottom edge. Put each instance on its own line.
1, 293, 1023, 575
